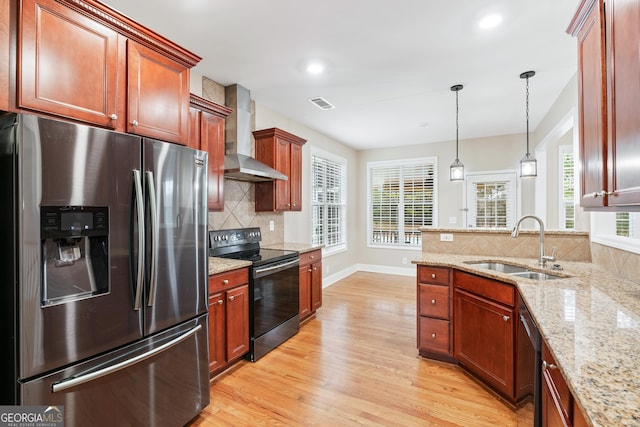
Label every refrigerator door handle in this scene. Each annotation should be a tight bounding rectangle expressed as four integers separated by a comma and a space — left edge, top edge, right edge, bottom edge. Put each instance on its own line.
133, 169, 145, 311
146, 171, 158, 307
51, 324, 203, 393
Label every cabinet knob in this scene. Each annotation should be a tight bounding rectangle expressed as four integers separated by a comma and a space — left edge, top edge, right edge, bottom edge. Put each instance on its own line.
287, 203, 291, 207
292, 203, 296, 207
503, 315, 510, 322
308, 268, 313, 273
431, 273, 436, 279
217, 299, 223, 305
542, 360, 557, 370
313, 267, 317, 271
229, 295, 235, 301
131, 120, 139, 126
222, 279, 229, 285
310, 255, 315, 259
431, 299, 436, 305
431, 333, 436, 339
109, 114, 118, 120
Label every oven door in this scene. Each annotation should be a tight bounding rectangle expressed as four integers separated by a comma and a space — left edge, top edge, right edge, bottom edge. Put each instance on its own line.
251, 258, 300, 338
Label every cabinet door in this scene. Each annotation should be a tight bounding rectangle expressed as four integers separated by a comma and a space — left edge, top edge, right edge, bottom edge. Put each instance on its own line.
576, 0, 607, 207
606, 0, 640, 206
418, 317, 450, 355
200, 111, 225, 211
299, 264, 312, 319
290, 142, 303, 211
418, 284, 449, 319
226, 285, 249, 362
311, 260, 322, 311
208, 293, 226, 374
127, 40, 189, 144
187, 107, 201, 150
542, 369, 571, 427
454, 288, 515, 399
20, 0, 121, 128
274, 139, 291, 210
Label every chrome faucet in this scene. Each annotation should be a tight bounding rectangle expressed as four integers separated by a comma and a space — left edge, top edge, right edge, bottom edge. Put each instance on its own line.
511, 215, 556, 267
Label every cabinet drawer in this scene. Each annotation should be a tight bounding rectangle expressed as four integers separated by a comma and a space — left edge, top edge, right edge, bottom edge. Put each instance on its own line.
542, 342, 571, 419
208, 268, 248, 294
419, 284, 449, 319
418, 266, 450, 286
454, 271, 514, 307
418, 317, 450, 354
299, 249, 321, 266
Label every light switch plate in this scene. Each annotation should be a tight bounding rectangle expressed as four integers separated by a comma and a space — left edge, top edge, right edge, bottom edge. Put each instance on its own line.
269, 220, 275, 231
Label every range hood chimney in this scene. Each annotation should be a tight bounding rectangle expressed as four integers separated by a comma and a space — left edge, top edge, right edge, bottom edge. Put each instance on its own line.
224, 84, 287, 182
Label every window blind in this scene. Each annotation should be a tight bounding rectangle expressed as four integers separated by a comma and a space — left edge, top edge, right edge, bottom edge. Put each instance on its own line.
561, 148, 575, 229
312, 154, 346, 248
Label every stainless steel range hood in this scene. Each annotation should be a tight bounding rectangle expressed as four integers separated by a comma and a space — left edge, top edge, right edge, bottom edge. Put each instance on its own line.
224, 84, 287, 182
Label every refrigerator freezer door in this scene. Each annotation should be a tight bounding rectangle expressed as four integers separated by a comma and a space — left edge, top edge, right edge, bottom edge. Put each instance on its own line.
143, 139, 208, 335
20, 315, 210, 427
18, 115, 144, 380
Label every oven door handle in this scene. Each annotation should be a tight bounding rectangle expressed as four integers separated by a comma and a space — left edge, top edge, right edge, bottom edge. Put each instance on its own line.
254, 258, 300, 277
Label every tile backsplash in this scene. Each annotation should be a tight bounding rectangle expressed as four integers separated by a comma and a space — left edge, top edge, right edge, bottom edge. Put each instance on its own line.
591, 242, 640, 284
207, 179, 284, 246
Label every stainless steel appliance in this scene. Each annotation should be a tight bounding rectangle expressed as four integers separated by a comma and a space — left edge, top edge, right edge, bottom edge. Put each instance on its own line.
519, 297, 542, 427
209, 228, 299, 361
0, 113, 210, 426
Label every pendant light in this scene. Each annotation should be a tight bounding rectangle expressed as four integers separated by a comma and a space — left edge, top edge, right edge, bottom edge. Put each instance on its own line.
519, 71, 537, 177
450, 84, 464, 181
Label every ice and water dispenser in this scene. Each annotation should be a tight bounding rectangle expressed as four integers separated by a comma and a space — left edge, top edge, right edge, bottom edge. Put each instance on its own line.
40, 206, 109, 306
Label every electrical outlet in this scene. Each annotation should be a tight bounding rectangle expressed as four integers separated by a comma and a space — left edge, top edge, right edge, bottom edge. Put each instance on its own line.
269, 220, 275, 231
440, 233, 454, 242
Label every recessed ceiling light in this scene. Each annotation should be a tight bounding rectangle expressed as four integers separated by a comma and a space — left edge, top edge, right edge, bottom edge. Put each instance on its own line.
478, 14, 503, 30
306, 63, 325, 75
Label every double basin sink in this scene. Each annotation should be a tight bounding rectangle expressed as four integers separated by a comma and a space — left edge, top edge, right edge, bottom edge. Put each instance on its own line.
464, 261, 568, 281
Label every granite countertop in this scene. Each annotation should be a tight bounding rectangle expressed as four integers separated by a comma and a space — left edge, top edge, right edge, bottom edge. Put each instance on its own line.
208, 257, 252, 276
263, 243, 323, 253
413, 253, 640, 427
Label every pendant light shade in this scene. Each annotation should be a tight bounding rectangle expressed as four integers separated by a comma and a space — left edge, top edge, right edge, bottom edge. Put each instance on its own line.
519, 71, 537, 178
450, 84, 464, 181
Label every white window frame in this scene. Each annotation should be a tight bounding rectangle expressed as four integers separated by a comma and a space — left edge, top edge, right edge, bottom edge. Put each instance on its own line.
592, 211, 640, 255
310, 147, 347, 257
367, 157, 438, 249
559, 145, 576, 230
463, 170, 518, 229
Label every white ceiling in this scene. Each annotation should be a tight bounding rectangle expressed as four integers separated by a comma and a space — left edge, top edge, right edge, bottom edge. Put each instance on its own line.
102, 0, 579, 151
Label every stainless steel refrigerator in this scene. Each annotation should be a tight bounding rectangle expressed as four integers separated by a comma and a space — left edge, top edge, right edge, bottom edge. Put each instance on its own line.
0, 113, 210, 426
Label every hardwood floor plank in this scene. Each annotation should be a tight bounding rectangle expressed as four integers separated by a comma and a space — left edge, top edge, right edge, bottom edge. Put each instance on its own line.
189, 271, 529, 426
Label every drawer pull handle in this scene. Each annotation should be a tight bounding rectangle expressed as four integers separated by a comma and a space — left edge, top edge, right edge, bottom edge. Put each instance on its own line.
542, 361, 557, 370
229, 295, 235, 301
431, 273, 436, 279
431, 333, 436, 339
503, 315, 510, 322
431, 299, 436, 305
222, 279, 229, 285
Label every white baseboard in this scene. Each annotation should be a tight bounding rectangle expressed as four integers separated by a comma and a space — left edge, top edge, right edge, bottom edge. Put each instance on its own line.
322, 263, 416, 288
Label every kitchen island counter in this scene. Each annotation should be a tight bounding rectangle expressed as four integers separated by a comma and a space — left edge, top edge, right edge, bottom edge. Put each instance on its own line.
208, 257, 252, 276
413, 253, 640, 427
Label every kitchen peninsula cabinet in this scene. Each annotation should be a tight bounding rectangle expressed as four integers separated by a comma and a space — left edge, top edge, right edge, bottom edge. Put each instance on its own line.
568, 0, 640, 207
208, 268, 249, 376
299, 249, 322, 321
189, 95, 232, 211
417, 266, 453, 361
253, 128, 306, 212
17, 0, 200, 144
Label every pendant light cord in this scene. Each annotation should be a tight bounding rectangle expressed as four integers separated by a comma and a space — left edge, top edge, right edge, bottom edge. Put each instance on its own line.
525, 75, 530, 156
455, 89, 459, 160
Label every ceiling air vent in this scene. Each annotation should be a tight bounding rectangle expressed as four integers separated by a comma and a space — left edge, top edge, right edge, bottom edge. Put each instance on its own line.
308, 97, 335, 110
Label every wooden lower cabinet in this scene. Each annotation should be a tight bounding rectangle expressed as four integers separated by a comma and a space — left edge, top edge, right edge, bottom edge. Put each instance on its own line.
542, 340, 589, 427
299, 249, 322, 321
454, 287, 515, 399
208, 268, 249, 376
417, 266, 453, 360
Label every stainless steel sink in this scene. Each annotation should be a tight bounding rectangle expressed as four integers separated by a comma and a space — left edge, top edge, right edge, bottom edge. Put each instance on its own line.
464, 260, 567, 281
463, 261, 529, 274
509, 271, 563, 281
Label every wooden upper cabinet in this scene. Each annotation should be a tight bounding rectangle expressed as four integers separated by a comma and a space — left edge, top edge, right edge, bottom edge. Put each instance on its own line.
127, 40, 189, 144
253, 128, 306, 212
189, 94, 232, 211
19, 0, 122, 128
16, 0, 200, 141
569, 0, 640, 207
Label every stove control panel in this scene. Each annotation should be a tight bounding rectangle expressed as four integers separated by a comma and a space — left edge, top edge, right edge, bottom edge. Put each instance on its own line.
209, 227, 262, 248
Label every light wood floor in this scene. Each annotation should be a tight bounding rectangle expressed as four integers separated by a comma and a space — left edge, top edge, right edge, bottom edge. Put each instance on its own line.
189, 271, 532, 426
